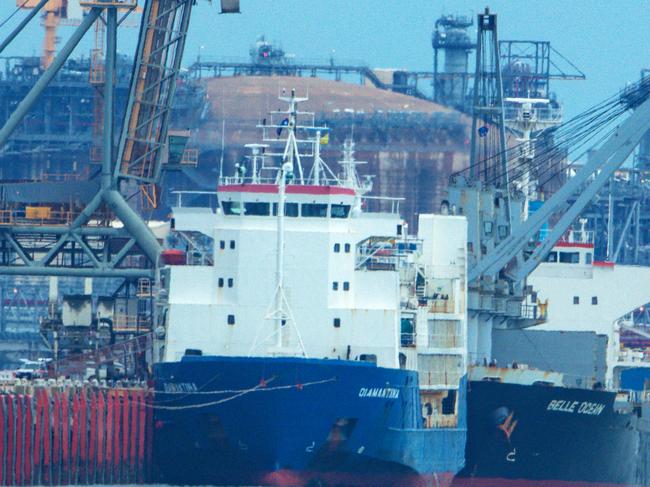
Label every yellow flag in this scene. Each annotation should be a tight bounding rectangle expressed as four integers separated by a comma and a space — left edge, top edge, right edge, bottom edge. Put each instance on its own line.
319, 133, 329, 145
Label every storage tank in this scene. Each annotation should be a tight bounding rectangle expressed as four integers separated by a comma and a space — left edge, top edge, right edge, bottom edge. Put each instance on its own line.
186, 76, 471, 229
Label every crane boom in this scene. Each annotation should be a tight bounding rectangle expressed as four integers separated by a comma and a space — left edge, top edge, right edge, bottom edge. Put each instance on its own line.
469, 90, 650, 282
115, 0, 194, 185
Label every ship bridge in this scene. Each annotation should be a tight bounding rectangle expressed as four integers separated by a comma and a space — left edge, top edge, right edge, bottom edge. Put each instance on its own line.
217, 182, 357, 218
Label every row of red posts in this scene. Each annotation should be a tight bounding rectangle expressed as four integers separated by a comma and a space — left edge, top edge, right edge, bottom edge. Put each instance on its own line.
0, 386, 153, 485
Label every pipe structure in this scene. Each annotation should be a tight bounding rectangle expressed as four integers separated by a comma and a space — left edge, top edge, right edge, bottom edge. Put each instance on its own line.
0, 8, 101, 150
0, 266, 154, 278
102, 189, 162, 265
102, 7, 117, 190
0, 0, 49, 56
8, 226, 130, 237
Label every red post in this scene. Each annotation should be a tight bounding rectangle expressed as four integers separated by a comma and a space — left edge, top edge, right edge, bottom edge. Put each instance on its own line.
42, 390, 51, 485
15, 395, 23, 485
88, 391, 97, 484
137, 390, 146, 483
122, 390, 130, 483
61, 390, 69, 485
52, 391, 61, 485
78, 389, 88, 484
6, 395, 15, 486
113, 390, 121, 482
106, 390, 114, 482
129, 390, 138, 481
24, 395, 33, 486
96, 391, 105, 483
70, 392, 79, 483
0, 395, 5, 486
145, 391, 154, 482
32, 392, 42, 486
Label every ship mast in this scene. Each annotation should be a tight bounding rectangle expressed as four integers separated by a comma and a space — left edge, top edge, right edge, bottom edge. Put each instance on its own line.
250, 91, 308, 357
279, 89, 308, 184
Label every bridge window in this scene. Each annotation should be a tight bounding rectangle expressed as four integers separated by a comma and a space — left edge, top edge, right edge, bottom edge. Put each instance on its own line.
244, 202, 270, 216
586, 252, 593, 265
559, 252, 579, 264
301, 203, 327, 217
331, 204, 351, 218
272, 202, 299, 217
222, 201, 242, 215
546, 251, 557, 263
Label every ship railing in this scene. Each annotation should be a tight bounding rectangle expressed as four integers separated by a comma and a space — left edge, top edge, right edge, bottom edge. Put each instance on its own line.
218, 176, 344, 187
361, 195, 404, 214
42, 168, 90, 182
425, 415, 458, 429
356, 244, 398, 270
0, 208, 79, 226
615, 349, 646, 363
520, 303, 542, 321
427, 299, 455, 314
559, 230, 594, 245
171, 230, 214, 266
112, 313, 152, 333
356, 237, 421, 271
503, 105, 563, 124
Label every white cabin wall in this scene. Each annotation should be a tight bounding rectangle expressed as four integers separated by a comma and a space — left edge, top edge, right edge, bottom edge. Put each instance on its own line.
164, 210, 403, 368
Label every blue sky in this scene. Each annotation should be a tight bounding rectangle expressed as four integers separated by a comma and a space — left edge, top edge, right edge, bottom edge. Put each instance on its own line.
0, 1, 648, 120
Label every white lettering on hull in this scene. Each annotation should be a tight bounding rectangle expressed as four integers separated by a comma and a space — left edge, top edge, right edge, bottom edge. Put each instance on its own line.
163, 382, 198, 393
546, 399, 606, 416
358, 387, 400, 399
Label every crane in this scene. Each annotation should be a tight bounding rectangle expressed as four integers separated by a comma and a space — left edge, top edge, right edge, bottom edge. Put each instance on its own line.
16, 0, 70, 69
0, 0, 239, 278
446, 9, 650, 365
461, 86, 650, 286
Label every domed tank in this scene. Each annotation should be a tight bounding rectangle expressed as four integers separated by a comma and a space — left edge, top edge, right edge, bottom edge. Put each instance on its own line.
184, 76, 471, 229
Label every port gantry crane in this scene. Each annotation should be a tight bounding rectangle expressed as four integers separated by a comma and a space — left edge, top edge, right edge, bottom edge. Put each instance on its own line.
0, 0, 239, 280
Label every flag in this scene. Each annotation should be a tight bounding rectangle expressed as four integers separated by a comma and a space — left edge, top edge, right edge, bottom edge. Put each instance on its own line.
319, 133, 329, 145
276, 117, 289, 137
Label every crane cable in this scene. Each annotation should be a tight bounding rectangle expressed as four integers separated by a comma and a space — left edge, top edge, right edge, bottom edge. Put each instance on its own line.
452, 77, 650, 188
0, 0, 30, 30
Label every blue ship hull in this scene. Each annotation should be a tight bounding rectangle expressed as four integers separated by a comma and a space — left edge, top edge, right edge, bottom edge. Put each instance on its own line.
152, 355, 466, 486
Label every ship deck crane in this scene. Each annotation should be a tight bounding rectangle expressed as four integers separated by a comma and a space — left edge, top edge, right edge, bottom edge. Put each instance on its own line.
468, 84, 650, 287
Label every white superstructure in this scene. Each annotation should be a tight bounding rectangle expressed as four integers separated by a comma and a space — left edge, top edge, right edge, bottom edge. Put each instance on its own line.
526, 230, 650, 386
155, 91, 469, 418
